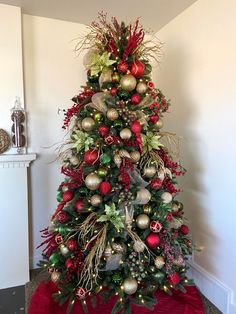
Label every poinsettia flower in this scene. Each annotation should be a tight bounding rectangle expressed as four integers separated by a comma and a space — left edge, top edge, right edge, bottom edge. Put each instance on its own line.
97, 203, 124, 231
86, 51, 116, 76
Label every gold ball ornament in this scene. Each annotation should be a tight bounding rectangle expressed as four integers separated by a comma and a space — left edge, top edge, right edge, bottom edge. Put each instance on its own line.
107, 108, 119, 121
120, 128, 132, 140
81, 117, 95, 131
70, 155, 79, 166
143, 166, 156, 178
154, 256, 165, 269
133, 240, 145, 253
136, 214, 150, 229
153, 119, 164, 130
51, 271, 61, 283
143, 204, 152, 215
120, 74, 137, 92
161, 192, 173, 203
130, 150, 141, 163
172, 202, 179, 213
85, 173, 102, 190
136, 81, 148, 94
135, 188, 152, 204
123, 277, 138, 295
90, 194, 102, 207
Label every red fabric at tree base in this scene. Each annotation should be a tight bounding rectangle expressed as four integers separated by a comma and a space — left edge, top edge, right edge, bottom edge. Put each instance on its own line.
28, 280, 204, 314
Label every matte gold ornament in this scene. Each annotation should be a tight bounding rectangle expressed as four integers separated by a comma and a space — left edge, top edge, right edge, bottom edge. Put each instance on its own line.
120, 128, 132, 140
85, 173, 102, 190
51, 271, 61, 283
123, 277, 138, 295
136, 214, 150, 229
154, 256, 165, 269
130, 150, 141, 163
161, 192, 172, 203
107, 108, 119, 121
70, 155, 79, 166
135, 188, 152, 204
81, 117, 95, 131
60, 244, 69, 256
172, 202, 179, 213
120, 74, 137, 92
133, 240, 145, 253
154, 119, 164, 130
143, 166, 156, 178
136, 81, 148, 94
90, 194, 102, 206
143, 204, 152, 215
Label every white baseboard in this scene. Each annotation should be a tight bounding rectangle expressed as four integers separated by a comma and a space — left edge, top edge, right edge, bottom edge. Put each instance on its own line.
188, 261, 235, 314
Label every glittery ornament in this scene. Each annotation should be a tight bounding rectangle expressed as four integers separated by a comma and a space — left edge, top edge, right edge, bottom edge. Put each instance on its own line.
99, 181, 112, 195
51, 271, 61, 283
112, 243, 126, 254
143, 166, 156, 178
75, 198, 85, 212
154, 256, 165, 269
136, 81, 147, 94
123, 277, 138, 295
63, 190, 74, 202
90, 194, 102, 206
145, 232, 160, 249
85, 173, 102, 190
136, 214, 150, 229
168, 272, 180, 285
107, 108, 119, 121
76, 287, 86, 299
131, 93, 141, 105
133, 241, 145, 253
161, 192, 173, 203
135, 188, 151, 204
81, 117, 95, 131
130, 150, 141, 163
120, 128, 132, 140
100, 153, 111, 164
117, 60, 129, 73
67, 238, 78, 251
98, 125, 110, 136
120, 74, 137, 91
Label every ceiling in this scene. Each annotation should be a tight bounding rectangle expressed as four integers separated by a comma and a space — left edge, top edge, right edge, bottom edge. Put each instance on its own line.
0, 0, 198, 31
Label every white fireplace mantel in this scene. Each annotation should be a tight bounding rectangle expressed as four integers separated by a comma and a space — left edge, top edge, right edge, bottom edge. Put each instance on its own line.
0, 153, 36, 289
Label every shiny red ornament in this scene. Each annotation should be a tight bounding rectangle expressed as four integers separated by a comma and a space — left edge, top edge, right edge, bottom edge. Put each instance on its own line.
55, 234, 63, 244
75, 198, 85, 212
67, 238, 78, 251
131, 120, 142, 133
99, 181, 112, 195
131, 93, 141, 105
58, 211, 69, 224
63, 190, 74, 202
76, 287, 86, 299
65, 257, 78, 273
180, 224, 189, 235
110, 87, 117, 96
149, 115, 159, 124
150, 178, 162, 190
98, 125, 110, 137
150, 221, 162, 233
117, 60, 129, 73
168, 272, 181, 285
130, 60, 145, 78
145, 232, 160, 249
84, 149, 99, 165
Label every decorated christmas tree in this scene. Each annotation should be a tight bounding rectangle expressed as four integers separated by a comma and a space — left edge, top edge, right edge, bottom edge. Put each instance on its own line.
39, 13, 194, 313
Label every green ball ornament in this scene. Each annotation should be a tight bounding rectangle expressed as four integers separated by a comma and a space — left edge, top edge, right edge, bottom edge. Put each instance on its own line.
49, 252, 60, 265
117, 90, 130, 100
58, 225, 71, 235
97, 166, 108, 177
120, 74, 137, 92
94, 112, 103, 122
100, 153, 111, 165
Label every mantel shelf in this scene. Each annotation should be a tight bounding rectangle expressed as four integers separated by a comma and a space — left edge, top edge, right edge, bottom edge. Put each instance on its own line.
0, 153, 36, 168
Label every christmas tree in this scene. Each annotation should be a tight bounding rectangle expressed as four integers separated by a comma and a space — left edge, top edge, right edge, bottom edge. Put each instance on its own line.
39, 13, 194, 313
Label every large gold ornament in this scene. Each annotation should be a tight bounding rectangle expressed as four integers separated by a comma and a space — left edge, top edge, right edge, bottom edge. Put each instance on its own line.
136, 81, 148, 94
135, 188, 152, 204
81, 117, 95, 131
154, 119, 164, 130
154, 256, 165, 269
123, 277, 138, 295
120, 74, 137, 91
90, 194, 102, 206
120, 128, 132, 140
161, 192, 172, 203
130, 150, 141, 163
136, 214, 150, 229
133, 240, 145, 253
107, 108, 119, 121
143, 166, 156, 178
70, 155, 79, 166
85, 173, 102, 190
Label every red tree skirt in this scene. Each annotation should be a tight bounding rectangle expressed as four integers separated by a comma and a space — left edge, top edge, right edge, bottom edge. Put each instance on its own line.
28, 281, 204, 314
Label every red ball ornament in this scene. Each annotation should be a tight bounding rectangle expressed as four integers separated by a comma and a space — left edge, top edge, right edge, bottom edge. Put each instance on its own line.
55, 234, 63, 244
84, 149, 99, 165
65, 257, 78, 273
110, 87, 117, 96
145, 232, 160, 249
150, 178, 162, 190
117, 60, 129, 73
131, 120, 142, 134
130, 60, 145, 78
99, 181, 112, 195
98, 125, 110, 137
76, 287, 86, 299
67, 238, 78, 251
150, 221, 162, 233
63, 190, 74, 202
149, 115, 159, 124
180, 224, 189, 235
168, 272, 181, 285
58, 211, 69, 224
75, 198, 85, 212
131, 93, 141, 105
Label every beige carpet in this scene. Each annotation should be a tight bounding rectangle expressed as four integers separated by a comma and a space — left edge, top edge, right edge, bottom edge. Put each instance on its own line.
26, 270, 222, 314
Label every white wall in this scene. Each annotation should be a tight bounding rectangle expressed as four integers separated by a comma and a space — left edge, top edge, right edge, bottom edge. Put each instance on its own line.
22, 15, 87, 267
155, 0, 236, 312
